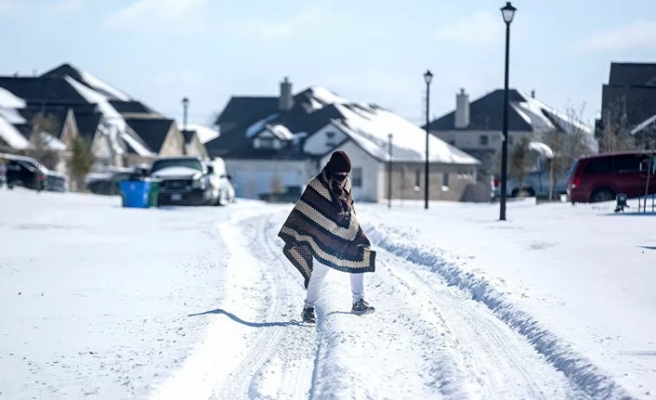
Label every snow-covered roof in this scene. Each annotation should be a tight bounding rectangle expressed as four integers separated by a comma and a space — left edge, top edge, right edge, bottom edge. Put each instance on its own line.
630, 113, 656, 135
177, 123, 220, 144
246, 113, 280, 138
0, 114, 30, 149
42, 63, 132, 102
66, 76, 153, 157
38, 132, 67, 151
0, 107, 26, 124
306, 86, 349, 106
0, 87, 25, 109
0, 88, 28, 148
514, 90, 592, 135
332, 103, 478, 164
78, 69, 132, 102
528, 142, 554, 159
266, 124, 294, 140
428, 89, 593, 136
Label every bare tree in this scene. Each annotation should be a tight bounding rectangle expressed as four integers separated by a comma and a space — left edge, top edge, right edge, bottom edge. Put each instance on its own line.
510, 136, 531, 196
68, 136, 95, 191
27, 113, 60, 170
541, 105, 597, 199
599, 100, 636, 153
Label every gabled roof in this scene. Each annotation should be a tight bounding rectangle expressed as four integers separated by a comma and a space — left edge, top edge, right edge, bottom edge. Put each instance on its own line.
17, 108, 69, 138
427, 89, 591, 134
74, 113, 103, 139
214, 96, 279, 126
109, 100, 157, 116
601, 84, 656, 128
124, 118, 174, 153
0, 76, 87, 104
41, 63, 132, 101
211, 85, 478, 165
609, 63, 656, 86
181, 130, 195, 144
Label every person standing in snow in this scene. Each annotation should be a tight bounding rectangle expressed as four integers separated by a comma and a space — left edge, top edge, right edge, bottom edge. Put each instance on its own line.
278, 150, 376, 324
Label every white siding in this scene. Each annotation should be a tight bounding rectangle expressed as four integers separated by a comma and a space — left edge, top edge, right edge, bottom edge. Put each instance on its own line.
225, 159, 317, 199
432, 129, 536, 150
304, 124, 348, 155
321, 140, 380, 202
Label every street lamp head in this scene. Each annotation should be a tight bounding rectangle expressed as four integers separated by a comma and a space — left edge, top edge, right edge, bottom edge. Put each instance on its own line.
424, 70, 433, 85
501, 2, 516, 24
182, 97, 189, 106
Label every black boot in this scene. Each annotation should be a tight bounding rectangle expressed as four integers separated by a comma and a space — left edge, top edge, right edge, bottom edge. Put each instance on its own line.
351, 299, 375, 315
301, 307, 316, 324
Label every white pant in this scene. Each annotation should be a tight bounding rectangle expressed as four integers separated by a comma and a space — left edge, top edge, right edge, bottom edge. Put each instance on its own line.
304, 262, 364, 308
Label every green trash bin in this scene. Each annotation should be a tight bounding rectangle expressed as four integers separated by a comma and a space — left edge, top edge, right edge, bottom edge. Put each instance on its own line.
148, 179, 161, 208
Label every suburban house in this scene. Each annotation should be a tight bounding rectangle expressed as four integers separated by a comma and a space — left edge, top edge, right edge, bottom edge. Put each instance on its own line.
427, 88, 594, 178
0, 63, 205, 175
207, 78, 481, 202
595, 62, 656, 148
124, 118, 185, 165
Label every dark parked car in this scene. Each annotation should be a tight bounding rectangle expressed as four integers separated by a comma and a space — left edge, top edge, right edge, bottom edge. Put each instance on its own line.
86, 170, 134, 195
258, 185, 303, 203
568, 152, 656, 203
0, 154, 67, 192
149, 156, 220, 206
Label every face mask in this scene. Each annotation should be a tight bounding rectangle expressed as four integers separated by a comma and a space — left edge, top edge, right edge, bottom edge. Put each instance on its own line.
331, 172, 349, 181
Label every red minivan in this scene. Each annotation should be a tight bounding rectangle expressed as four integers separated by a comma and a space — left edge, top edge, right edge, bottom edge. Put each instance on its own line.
568, 152, 656, 203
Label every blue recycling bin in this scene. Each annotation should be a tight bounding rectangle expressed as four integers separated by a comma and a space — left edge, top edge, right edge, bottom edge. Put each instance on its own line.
120, 180, 152, 208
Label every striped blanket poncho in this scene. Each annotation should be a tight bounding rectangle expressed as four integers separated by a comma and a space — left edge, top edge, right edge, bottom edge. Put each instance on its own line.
278, 169, 376, 288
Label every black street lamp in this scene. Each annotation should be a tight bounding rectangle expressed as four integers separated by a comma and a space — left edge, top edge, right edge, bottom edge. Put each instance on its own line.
182, 97, 190, 134
424, 70, 433, 210
499, 2, 516, 221
388, 133, 393, 209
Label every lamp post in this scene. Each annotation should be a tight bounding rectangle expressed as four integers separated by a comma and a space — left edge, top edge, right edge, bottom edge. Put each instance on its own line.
182, 97, 189, 134
424, 70, 433, 210
499, 2, 516, 221
388, 133, 393, 209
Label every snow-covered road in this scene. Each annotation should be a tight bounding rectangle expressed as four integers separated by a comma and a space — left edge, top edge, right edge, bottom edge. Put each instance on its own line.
0, 190, 646, 399
150, 207, 585, 400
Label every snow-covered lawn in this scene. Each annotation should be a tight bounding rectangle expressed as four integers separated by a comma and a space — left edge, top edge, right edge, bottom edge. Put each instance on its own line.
1, 190, 653, 399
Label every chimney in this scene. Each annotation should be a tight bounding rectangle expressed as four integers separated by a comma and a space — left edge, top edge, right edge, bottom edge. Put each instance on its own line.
531, 89, 536, 98
455, 88, 470, 129
279, 77, 293, 111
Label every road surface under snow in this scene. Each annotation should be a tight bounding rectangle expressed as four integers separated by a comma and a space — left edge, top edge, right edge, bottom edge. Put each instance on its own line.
0, 190, 651, 399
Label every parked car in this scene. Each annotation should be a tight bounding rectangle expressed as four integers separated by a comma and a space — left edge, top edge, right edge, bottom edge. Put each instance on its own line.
205, 158, 235, 205
0, 154, 67, 192
258, 185, 303, 203
0, 160, 6, 188
492, 166, 571, 199
149, 156, 233, 206
86, 168, 135, 196
568, 151, 656, 203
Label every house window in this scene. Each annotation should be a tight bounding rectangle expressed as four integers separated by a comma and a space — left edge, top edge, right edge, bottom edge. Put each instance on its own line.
255, 137, 276, 149
414, 169, 421, 189
479, 135, 489, 146
351, 167, 363, 188
326, 131, 336, 147
442, 172, 450, 188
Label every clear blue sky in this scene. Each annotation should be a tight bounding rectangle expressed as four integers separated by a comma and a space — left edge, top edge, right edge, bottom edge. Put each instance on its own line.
1, 0, 654, 126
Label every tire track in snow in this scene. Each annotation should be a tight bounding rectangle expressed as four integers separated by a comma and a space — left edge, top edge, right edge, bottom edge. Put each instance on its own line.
149, 211, 315, 400
379, 252, 587, 399
215, 213, 318, 399
367, 223, 633, 400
